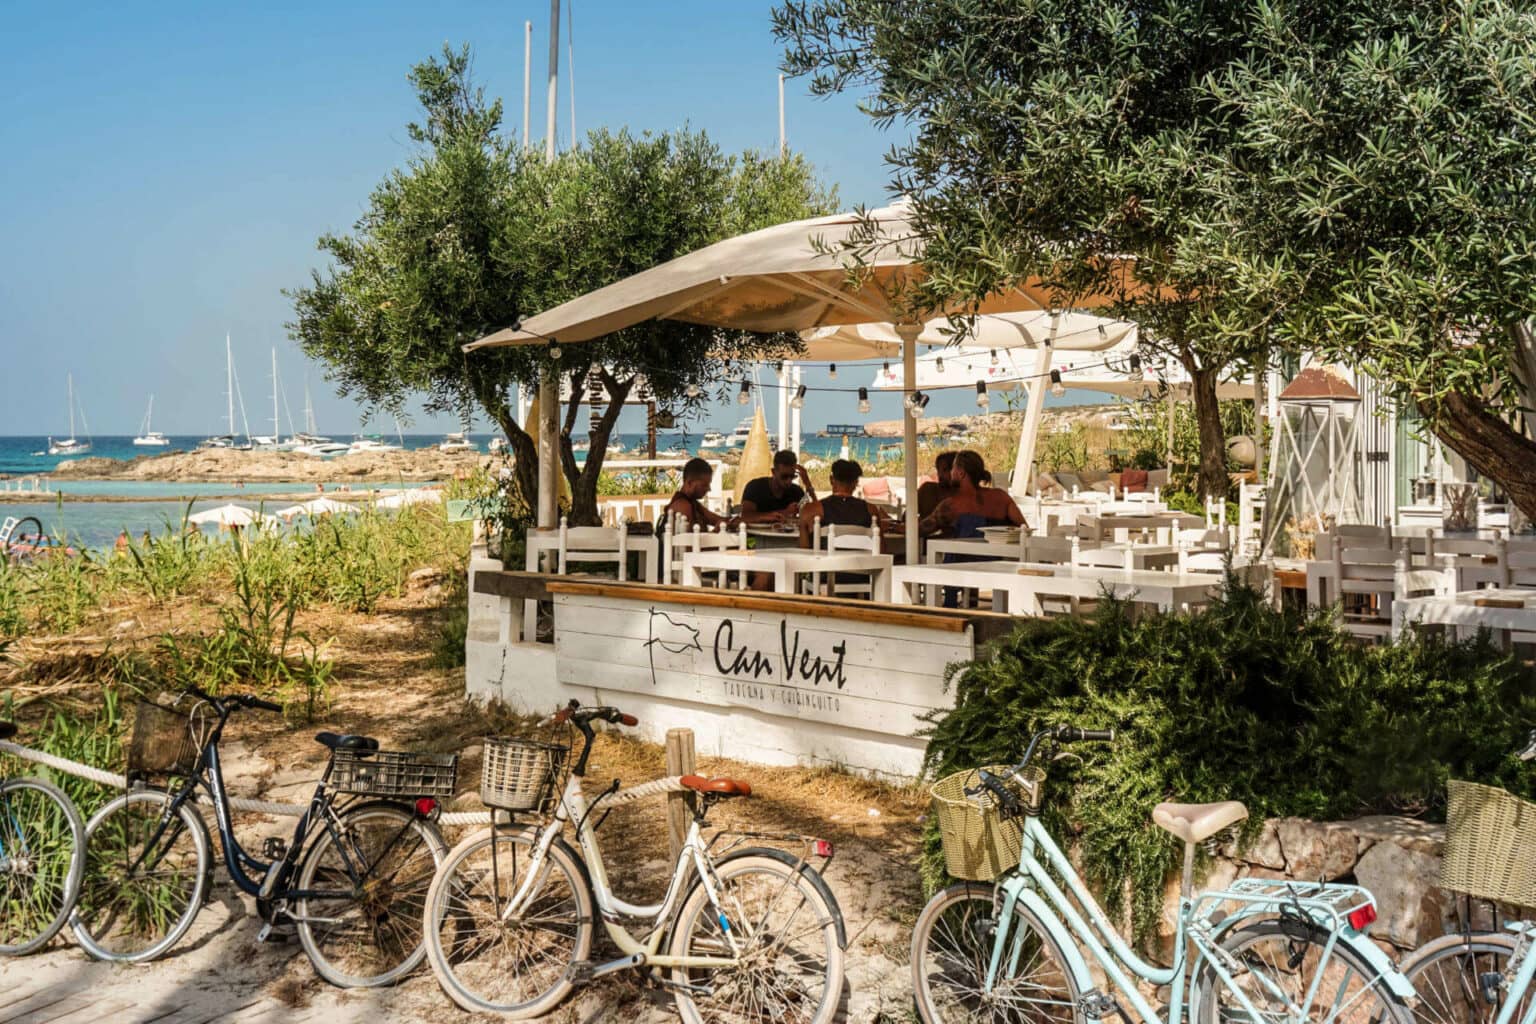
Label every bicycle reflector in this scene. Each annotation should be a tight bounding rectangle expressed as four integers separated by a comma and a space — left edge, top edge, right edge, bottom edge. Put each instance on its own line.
813, 839, 834, 858
1347, 903, 1377, 931
415, 797, 440, 818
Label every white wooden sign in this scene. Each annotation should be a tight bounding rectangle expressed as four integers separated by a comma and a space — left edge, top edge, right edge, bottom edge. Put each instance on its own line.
553, 592, 970, 739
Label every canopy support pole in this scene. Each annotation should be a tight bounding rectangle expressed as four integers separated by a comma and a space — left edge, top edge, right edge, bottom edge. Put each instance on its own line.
897, 323, 922, 566
1011, 343, 1054, 495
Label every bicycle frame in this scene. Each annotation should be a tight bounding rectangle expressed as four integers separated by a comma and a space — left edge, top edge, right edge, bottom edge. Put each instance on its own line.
499, 771, 740, 972
987, 813, 1411, 1024
1488, 922, 1536, 1024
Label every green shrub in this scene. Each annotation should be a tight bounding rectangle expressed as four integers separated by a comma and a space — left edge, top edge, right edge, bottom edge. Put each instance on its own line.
922, 583, 1536, 945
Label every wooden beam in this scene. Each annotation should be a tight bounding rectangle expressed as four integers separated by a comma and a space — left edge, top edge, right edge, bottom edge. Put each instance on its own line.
472, 570, 555, 601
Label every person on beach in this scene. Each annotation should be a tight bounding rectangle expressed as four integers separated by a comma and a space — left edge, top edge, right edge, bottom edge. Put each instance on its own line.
921, 449, 1026, 536
663, 458, 733, 532
799, 459, 891, 548
916, 451, 958, 519
114, 530, 130, 555
739, 450, 815, 524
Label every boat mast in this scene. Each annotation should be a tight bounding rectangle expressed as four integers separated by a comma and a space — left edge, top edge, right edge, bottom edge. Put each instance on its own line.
67, 373, 76, 442
271, 348, 279, 440
225, 334, 235, 437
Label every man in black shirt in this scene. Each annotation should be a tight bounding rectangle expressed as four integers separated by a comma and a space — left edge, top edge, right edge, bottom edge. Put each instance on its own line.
739, 450, 815, 523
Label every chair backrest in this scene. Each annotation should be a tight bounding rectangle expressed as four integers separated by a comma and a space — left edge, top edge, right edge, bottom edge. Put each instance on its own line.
1176, 528, 1228, 550
1425, 536, 1499, 559
1332, 523, 1392, 543
1021, 535, 1076, 564
820, 520, 880, 553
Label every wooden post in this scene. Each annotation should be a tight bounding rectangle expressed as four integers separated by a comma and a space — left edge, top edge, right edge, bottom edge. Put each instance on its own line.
665, 728, 696, 862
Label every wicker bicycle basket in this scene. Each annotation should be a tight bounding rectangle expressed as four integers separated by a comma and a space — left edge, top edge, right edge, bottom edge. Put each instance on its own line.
931, 765, 1042, 882
1441, 780, 1536, 909
128, 699, 213, 777
480, 737, 569, 813
330, 750, 458, 799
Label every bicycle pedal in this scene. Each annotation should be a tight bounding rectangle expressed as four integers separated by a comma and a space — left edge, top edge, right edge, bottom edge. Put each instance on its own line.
568, 953, 646, 985
256, 921, 294, 944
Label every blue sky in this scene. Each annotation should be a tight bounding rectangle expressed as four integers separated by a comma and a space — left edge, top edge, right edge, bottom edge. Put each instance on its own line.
0, 1, 1074, 438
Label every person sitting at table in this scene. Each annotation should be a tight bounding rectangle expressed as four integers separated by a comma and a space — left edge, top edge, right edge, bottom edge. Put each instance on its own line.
921, 450, 1027, 536
916, 451, 959, 519
799, 459, 892, 548
662, 458, 732, 532
739, 450, 815, 523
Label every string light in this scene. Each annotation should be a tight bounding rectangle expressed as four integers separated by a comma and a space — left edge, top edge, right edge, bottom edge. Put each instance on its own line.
1098, 324, 1108, 341
990, 349, 1000, 366
547, 338, 563, 360
857, 387, 870, 414
975, 381, 990, 409
935, 355, 945, 372
737, 380, 751, 405
789, 383, 807, 410
1129, 354, 1143, 380
1050, 369, 1066, 397
906, 390, 930, 418
882, 361, 890, 374
828, 363, 837, 380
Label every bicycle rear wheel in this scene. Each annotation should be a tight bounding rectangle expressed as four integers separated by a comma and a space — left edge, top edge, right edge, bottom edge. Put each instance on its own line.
71, 789, 210, 962
0, 776, 85, 955
423, 825, 594, 1017
1194, 918, 1414, 1024
910, 882, 1082, 1024
667, 850, 845, 1024
1400, 931, 1532, 1024
294, 801, 445, 988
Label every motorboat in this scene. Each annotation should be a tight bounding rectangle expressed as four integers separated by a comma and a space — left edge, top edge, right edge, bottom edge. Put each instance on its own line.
133, 395, 170, 447
726, 418, 752, 447
293, 440, 350, 457
347, 436, 402, 454
439, 431, 476, 453
700, 431, 726, 448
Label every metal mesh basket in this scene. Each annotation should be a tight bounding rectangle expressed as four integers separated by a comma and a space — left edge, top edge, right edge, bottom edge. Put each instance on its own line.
930, 765, 1041, 882
1441, 780, 1536, 909
330, 749, 458, 798
128, 699, 213, 777
481, 737, 569, 812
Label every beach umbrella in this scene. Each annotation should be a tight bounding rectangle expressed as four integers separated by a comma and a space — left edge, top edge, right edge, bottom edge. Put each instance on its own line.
803, 310, 1135, 355
274, 497, 357, 521
733, 407, 773, 504
466, 202, 1151, 564
376, 488, 443, 510
187, 504, 277, 530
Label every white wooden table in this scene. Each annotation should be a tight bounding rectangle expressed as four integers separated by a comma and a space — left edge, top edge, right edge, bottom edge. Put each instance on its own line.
890, 561, 1222, 615
1392, 587, 1536, 642
1073, 543, 1181, 571
681, 548, 894, 601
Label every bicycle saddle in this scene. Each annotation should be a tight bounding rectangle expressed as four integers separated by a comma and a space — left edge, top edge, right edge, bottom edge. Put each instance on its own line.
1152, 801, 1248, 844
314, 731, 379, 753
0, 722, 15, 740
680, 775, 752, 798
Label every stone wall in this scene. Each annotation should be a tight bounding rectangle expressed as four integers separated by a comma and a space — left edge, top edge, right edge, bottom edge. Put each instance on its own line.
1155, 815, 1448, 960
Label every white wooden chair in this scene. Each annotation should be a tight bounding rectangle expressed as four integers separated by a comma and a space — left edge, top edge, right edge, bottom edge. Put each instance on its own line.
1499, 540, 1536, 589
1021, 535, 1093, 614
556, 519, 630, 581
660, 517, 745, 586
810, 519, 883, 598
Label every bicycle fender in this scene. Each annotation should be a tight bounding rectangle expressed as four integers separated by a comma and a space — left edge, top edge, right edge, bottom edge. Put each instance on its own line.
715, 846, 847, 950
999, 876, 1096, 996
1337, 928, 1416, 999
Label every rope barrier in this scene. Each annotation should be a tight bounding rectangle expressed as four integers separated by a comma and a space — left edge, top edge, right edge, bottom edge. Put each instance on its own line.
0, 740, 493, 826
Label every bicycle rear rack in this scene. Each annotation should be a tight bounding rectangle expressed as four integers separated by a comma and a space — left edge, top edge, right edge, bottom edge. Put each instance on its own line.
1192, 877, 1375, 929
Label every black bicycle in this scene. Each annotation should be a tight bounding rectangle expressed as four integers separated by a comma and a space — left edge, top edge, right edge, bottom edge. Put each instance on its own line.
69, 687, 452, 987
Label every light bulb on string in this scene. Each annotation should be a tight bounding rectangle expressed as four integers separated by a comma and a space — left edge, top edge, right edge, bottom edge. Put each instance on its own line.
975, 381, 990, 409
737, 380, 751, 405
828, 363, 837, 381
935, 355, 945, 373
1129, 354, 1143, 380
906, 390, 930, 418
789, 383, 807, 410
1050, 369, 1066, 397
857, 387, 871, 415
990, 349, 999, 366
547, 338, 563, 361
882, 361, 890, 375
1098, 324, 1108, 341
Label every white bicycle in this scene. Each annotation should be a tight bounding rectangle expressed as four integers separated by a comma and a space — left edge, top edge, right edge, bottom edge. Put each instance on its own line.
422, 700, 846, 1021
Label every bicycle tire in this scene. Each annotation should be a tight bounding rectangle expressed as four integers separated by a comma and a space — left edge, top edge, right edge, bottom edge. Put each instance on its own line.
667, 849, 845, 1024
293, 800, 445, 988
910, 882, 1083, 1024
1400, 931, 1532, 1024
422, 825, 594, 1017
70, 789, 210, 963
1193, 917, 1415, 1024
0, 776, 86, 955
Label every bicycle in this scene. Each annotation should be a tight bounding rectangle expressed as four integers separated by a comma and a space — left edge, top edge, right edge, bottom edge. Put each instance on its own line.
69, 687, 450, 987
423, 699, 847, 1021
0, 720, 86, 954
910, 725, 1417, 1024
1397, 729, 1536, 1024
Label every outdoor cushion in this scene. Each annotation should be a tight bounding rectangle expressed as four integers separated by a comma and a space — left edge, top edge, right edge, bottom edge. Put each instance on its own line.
1121, 468, 1149, 493
1035, 472, 1064, 496
1055, 472, 1083, 491
1146, 468, 1169, 489
860, 478, 891, 502
1087, 480, 1114, 493
1079, 469, 1109, 485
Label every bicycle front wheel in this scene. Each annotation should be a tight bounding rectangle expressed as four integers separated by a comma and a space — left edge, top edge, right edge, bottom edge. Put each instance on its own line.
71, 789, 210, 962
911, 882, 1082, 1024
0, 776, 85, 955
423, 825, 594, 1017
667, 850, 845, 1024
1194, 918, 1415, 1024
1400, 931, 1531, 1024
294, 801, 445, 988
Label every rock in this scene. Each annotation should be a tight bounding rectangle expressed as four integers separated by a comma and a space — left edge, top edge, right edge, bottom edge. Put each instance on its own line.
113, 618, 137, 634
1347, 815, 1445, 857
1352, 840, 1448, 949
1277, 818, 1358, 881
408, 566, 446, 591
1239, 820, 1286, 870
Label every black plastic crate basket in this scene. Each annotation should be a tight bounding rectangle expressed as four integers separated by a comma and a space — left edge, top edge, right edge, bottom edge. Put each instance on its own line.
129, 699, 214, 778
330, 749, 458, 798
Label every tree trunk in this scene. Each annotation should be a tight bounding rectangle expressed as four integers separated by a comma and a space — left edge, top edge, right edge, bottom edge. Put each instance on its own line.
485, 398, 537, 514
1423, 389, 1536, 521
1188, 364, 1229, 501
560, 369, 635, 526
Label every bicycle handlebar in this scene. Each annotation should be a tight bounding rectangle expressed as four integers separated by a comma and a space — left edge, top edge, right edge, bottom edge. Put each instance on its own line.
1520, 729, 1536, 763
1057, 726, 1115, 743
546, 700, 638, 729
183, 686, 282, 715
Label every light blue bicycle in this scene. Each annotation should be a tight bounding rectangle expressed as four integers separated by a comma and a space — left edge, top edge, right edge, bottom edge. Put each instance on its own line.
910, 725, 1417, 1024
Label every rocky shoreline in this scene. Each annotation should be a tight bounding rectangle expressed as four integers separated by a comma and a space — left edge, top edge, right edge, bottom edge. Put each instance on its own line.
43, 447, 489, 483
861, 403, 1115, 438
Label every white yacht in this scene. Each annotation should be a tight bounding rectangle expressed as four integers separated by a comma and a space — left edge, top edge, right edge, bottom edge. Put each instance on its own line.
294, 439, 350, 457
725, 418, 753, 448
132, 395, 171, 447
46, 374, 92, 456
348, 435, 402, 454
439, 431, 476, 453
700, 431, 726, 448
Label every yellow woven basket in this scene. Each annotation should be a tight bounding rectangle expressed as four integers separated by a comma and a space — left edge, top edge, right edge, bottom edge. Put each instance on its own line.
931, 765, 1036, 882
1441, 780, 1536, 909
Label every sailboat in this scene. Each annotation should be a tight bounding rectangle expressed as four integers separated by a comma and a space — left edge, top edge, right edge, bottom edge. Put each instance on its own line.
291, 376, 347, 455
132, 395, 170, 447
46, 374, 92, 456
251, 350, 283, 449
199, 335, 252, 451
